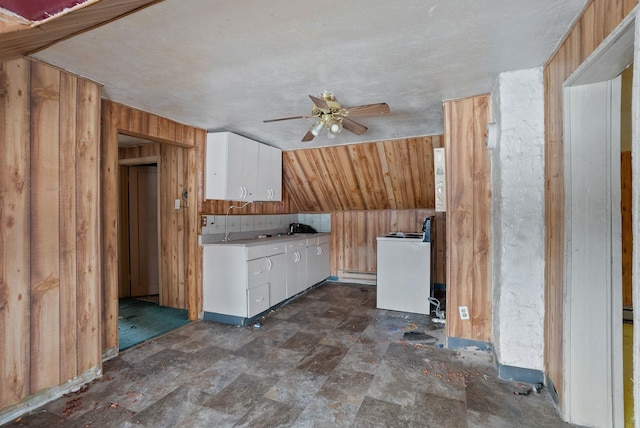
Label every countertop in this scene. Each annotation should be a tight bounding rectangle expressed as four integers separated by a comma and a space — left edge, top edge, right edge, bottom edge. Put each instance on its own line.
201, 232, 330, 246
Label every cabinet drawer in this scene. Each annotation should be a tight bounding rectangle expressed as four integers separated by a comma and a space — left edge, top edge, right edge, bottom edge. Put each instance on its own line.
266, 242, 286, 256
306, 234, 330, 247
286, 239, 306, 252
247, 258, 269, 289
247, 283, 270, 317
246, 244, 267, 261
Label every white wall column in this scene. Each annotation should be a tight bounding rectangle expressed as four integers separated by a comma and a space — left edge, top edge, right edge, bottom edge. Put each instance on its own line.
490, 67, 546, 374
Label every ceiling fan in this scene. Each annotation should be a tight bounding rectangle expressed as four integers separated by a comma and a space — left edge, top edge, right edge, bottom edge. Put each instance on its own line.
263, 91, 390, 142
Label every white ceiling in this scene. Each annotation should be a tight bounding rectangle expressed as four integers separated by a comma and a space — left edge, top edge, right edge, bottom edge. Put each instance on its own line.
33, 0, 588, 151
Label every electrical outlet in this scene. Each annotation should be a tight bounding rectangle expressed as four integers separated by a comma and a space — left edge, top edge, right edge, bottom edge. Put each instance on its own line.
458, 306, 470, 320
201, 215, 207, 227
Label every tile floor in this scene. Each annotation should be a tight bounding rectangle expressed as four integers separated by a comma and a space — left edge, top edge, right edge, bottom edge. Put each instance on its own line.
5, 282, 578, 427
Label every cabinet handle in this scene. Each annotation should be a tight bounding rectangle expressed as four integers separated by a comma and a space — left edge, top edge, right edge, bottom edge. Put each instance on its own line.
252, 270, 263, 275
255, 297, 265, 302
317, 246, 322, 255
266, 258, 272, 270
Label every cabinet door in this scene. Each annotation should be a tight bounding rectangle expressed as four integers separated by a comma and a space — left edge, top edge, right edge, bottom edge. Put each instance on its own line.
247, 283, 270, 317
316, 243, 329, 283
257, 144, 282, 201
268, 145, 282, 201
268, 253, 286, 305
205, 132, 260, 201
285, 249, 298, 298
295, 248, 307, 294
242, 138, 259, 201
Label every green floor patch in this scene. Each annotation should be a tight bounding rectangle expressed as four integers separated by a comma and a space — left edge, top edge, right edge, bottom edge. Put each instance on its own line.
118, 298, 190, 351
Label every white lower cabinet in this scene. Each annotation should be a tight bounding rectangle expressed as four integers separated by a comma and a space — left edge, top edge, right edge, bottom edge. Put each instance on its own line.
306, 235, 330, 285
286, 239, 307, 297
203, 233, 330, 324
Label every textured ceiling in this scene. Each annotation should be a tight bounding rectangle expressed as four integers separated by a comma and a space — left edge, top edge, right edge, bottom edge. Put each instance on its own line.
32, 0, 587, 150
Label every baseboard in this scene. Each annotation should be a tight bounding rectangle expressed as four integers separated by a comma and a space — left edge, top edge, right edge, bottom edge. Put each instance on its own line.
447, 336, 493, 353
337, 270, 376, 285
498, 363, 544, 384
545, 373, 559, 405
0, 366, 101, 426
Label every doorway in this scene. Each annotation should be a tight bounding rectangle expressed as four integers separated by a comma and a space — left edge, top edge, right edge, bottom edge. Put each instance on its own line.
117, 151, 190, 351
562, 14, 636, 427
126, 164, 160, 299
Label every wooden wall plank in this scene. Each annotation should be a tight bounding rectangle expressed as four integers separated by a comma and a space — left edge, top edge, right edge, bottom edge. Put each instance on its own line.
29, 60, 61, 393
0, 58, 31, 409
58, 70, 78, 382
444, 95, 491, 342
471, 95, 491, 341
101, 100, 119, 354
75, 78, 101, 373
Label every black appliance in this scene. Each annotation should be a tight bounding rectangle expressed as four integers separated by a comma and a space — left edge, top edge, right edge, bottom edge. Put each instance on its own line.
289, 223, 317, 234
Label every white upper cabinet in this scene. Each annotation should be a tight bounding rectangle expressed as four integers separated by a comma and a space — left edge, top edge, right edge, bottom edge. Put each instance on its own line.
206, 132, 281, 201
258, 143, 282, 201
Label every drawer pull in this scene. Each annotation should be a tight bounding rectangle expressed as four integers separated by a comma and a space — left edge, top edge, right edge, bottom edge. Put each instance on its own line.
255, 297, 265, 302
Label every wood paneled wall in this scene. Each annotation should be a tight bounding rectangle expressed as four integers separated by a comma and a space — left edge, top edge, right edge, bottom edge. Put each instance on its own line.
621, 151, 633, 308
101, 100, 205, 355
283, 136, 441, 212
543, 0, 636, 405
279, 136, 446, 283
331, 210, 445, 284
443, 95, 492, 342
1, 58, 101, 410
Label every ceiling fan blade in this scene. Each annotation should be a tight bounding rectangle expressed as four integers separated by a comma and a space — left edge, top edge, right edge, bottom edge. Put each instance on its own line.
342, 117, 368, 135
346, 103, 390, 116
263, 115, 307, 123
309, 95, 329, 110
301, 130, 315, 142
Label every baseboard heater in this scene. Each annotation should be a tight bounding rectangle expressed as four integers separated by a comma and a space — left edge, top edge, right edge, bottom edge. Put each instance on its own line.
337, 270, 376, 285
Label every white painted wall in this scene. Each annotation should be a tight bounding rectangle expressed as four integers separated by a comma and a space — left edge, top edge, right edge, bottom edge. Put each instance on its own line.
490, 67, 545, 371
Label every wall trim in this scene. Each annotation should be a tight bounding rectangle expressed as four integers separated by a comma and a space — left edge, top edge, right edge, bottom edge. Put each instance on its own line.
498, 364, 544, 384
0, 366, 101, 426
446, 336, 493, 353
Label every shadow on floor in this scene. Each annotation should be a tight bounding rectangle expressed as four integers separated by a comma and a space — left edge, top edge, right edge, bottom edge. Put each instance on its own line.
118, 297, 190, 351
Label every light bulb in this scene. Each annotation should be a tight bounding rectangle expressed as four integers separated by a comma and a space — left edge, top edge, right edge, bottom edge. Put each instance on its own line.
310, 121, 324, 136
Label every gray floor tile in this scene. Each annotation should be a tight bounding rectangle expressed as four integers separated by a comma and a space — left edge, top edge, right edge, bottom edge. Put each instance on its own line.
3, 282, 578, 428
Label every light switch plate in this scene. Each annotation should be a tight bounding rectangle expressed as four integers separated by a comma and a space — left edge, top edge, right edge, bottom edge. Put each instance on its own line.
174, 199, 181, 210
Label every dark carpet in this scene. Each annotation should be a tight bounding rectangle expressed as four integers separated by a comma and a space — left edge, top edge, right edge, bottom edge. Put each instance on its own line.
118, 298, 190, 351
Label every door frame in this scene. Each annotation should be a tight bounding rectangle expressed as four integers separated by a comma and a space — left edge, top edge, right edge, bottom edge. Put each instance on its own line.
118, 155, 162, 301
561, 10, 636, 427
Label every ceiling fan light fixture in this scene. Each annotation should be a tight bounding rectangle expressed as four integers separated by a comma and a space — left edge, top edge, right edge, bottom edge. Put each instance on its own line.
310, 121, 324, 136
327, 119, 342, 135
